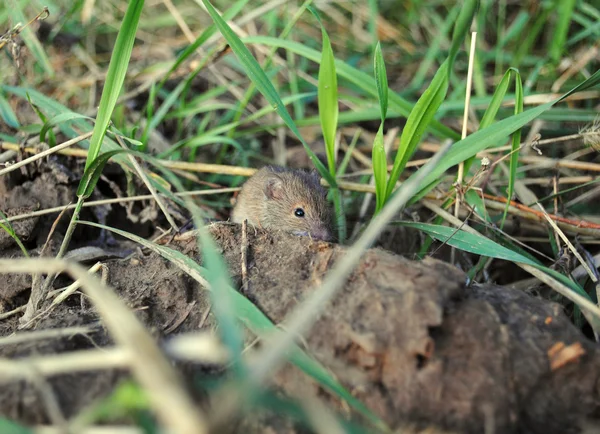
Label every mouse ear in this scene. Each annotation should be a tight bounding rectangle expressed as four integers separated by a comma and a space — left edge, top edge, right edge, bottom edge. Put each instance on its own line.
264, 177, 284, 200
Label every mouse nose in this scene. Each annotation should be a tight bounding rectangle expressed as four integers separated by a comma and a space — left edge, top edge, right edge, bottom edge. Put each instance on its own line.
312, 226, 332, 242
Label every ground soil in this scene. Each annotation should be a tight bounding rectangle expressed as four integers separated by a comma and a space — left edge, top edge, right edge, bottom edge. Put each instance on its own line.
1, 157, 600, 434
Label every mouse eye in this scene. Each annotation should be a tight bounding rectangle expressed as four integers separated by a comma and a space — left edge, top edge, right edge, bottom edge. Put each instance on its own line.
294, 208, 305, 218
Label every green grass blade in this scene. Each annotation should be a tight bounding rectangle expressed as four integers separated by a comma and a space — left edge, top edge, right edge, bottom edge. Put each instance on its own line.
402, 222, 540, 265
313, 9, 339, 176
3, 86, 96, 143
514, 6, 551, 66
399, 222, 590, 300
408, 6, 459, 91
192, 221, 246, 377
84, 0, 144, 170
76, 150, 127, 199
501, 72, 523, 227
372, 126, 387, 212
0, 418, 32, 434
462, 68, 512, 174
200, 0, 334, 187
76, 220, 386, 429
0, 93, 19, 128
373, 40, 390, 212
385, 60, 450, 199
243, 36, 460, 141
410, 69, 600, 200
479, 69, 513, 129
447, 0, 479, 69
224, 0, 314, 141
497, 11, 530, 49
385, 0, 476, 200
374, 42, 388, 121
557, 68, 600, 100
40, 112, 94, 144
0, 210, 29, 257
140, 80, 186, 149
550, 0, 577, 63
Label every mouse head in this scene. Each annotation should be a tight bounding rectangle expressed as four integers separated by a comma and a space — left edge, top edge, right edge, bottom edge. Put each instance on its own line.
262, 170, 333, 242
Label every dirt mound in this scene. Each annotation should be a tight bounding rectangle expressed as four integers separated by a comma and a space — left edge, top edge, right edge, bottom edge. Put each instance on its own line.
1, 161, 600, 433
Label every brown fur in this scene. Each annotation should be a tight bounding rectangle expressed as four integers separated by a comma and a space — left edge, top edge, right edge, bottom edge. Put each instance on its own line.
231, 166, 333, 241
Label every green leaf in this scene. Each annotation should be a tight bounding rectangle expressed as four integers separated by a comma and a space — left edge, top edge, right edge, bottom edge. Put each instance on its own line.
385, 0, 477, 201
374, 42, 388, 121
77, 150, 127, 199
243, 36, 460, 141
464, 189, 489, 222
479, 69, 513, 128
0, 210, 29, 257
200, 0, 335, 187
410, 68, 600, 201
0, 93, 19, 128
192, 218, 246, 377
140, 80, 187, 149
399, 222, 590, 300
372, 126, 387, 213
463, 68, 521, 175
448, 0, 479, 69
315, 14, 339, 176
501, 71, 523, 227
40, 112, 94, 144
0, 418, 32, 434
386, 60, 450, 199
550, 0, 577, 63
85, 0, 144, 170
3, 86, 96, 144
404, 222, 540, 264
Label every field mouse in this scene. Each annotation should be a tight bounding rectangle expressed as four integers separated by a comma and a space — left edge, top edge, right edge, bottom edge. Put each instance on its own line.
231, 166, 334, 241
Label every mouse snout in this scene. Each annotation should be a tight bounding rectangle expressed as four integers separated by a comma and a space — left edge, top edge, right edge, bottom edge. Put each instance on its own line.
311, 225, 332, 242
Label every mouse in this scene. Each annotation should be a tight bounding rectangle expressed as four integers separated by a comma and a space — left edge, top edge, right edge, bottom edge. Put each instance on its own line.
231, 166, 334, 242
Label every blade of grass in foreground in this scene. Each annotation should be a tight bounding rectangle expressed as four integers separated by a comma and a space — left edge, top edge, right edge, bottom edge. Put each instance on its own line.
0, 418, 31, 434
248, 142, 454, 410
190, 208, 247, 378
76, 220, 388, 431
